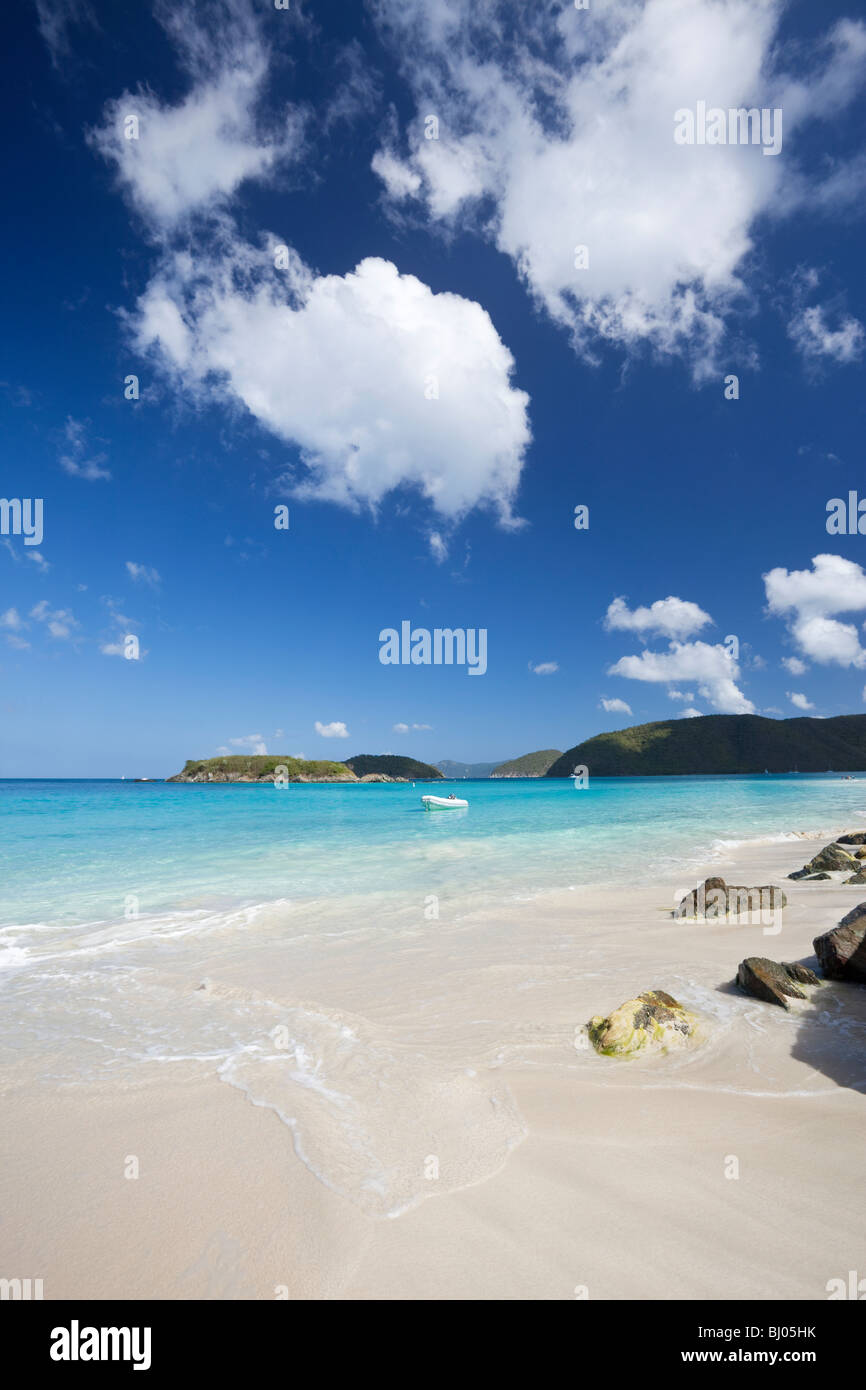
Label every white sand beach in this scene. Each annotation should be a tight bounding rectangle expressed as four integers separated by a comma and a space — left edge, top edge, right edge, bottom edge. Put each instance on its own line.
2, 833, 864, 1300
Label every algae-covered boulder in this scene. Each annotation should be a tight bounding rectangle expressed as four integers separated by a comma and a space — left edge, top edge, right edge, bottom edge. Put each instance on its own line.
839, 832, 866, 845
736, 958, 820, 1010
588, 989, 700, 1058
845, 867, 866, 885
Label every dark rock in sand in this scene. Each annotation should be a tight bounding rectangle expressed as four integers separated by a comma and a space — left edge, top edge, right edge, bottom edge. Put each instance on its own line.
813, 905, 866, 982
676, 878, 786, 917
807, 872, 832, 880
736, 958, 820, 1009
845, 868, 866, 885
810, 844, 859, 872
788, 842, 859, 879
839, 832, 866, 845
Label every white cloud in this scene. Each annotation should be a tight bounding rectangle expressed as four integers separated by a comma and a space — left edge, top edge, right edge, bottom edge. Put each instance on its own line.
679, 707, 703, 719
787, 692, 815, 711
781, 656, 807, 676
605, 595, 712, 641
372, 148, 422, 201
371, 0, 866, 375
667, 688, 696, 701
428, 531, 448, 563
126, 561, 161, 588
315, 721, 349, 739
134, 245, 530, 528
764, 554, 866, 667
530, 661, 559, 676
59, 416, 111, 482
0, 608, 23, 630
30, 600, 77, 639
608, 640, 754, 714
599, 697, 632, 715
89, 4, 303, 232
392, 723, 410, 734
788, 305, 864, 363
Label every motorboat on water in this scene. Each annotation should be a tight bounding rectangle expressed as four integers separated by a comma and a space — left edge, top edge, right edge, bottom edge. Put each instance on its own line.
421, 794, 468, 810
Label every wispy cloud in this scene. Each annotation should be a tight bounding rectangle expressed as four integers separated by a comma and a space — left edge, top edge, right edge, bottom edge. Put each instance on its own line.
59, 417, 111, 481
126, 561, 161, 588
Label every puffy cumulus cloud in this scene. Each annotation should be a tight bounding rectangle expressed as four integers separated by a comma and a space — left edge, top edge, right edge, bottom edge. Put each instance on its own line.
787, 692, 815, 711
134, 242, 530, 526
371, 0, 866, 374
599, 697, 632, 715
667, 688, 695, 701
88, 1, 303, 233
764, 554, 866, 668
788, 305, 864, 363
530, 661, 559, 675
315, 721, 349, 738
679, 708, 703, 719
781, 656, 807, 676
608, 640, 754, 714
605, 595, 712, 641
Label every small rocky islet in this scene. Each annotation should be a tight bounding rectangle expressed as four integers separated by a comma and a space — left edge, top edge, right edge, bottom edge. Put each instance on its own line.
587, 830, 866, 1056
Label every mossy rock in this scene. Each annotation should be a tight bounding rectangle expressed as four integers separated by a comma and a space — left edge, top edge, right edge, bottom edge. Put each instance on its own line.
588, 989, 701, 1058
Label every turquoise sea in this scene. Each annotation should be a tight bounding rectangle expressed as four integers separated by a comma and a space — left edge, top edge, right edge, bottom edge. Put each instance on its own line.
2, 773, 865, 933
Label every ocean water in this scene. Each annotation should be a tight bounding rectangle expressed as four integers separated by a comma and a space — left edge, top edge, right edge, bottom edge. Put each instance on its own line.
2, 773, 865, 931
2, 774, 864, 1216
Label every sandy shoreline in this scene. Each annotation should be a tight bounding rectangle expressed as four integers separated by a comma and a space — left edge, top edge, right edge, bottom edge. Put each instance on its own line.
2, 831, 865, 1300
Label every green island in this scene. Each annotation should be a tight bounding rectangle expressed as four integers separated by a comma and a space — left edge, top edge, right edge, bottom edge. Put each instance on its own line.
490, 749, 562, 777
545, 714, 866, 777
167, 753, 443, 783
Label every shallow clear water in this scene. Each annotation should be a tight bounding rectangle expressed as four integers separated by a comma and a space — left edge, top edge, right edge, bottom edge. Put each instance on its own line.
1, 773, 864, 930
2, 774, 864, 1216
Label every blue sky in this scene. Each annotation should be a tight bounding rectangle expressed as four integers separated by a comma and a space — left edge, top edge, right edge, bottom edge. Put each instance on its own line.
3, 0, 866, 776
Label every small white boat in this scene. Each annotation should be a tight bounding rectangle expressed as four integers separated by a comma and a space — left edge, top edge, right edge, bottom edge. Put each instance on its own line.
422, 794, 468, 810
